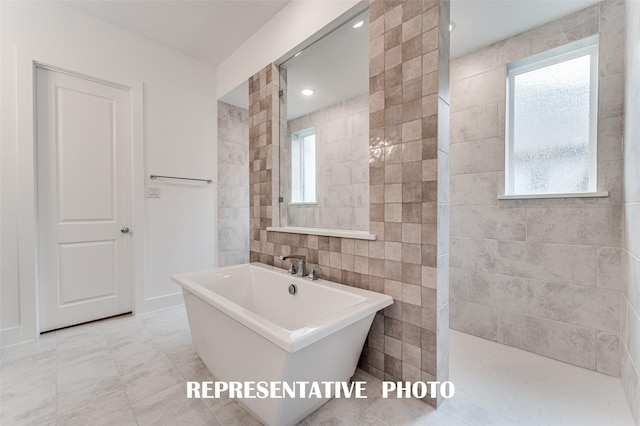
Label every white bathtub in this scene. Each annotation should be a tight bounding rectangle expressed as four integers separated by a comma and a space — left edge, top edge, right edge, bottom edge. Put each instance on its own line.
171, 262, 393, 425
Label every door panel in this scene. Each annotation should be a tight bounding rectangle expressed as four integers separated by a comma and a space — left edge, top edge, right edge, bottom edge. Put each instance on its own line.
37, 67, 132, 332
58, 241, 115, 305
57, 88, 115, 222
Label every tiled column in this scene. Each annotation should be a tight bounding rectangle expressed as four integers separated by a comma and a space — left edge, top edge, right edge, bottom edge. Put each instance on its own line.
368, 0, 450, 407
248, 64, 279, 265
246, 0, 450, 408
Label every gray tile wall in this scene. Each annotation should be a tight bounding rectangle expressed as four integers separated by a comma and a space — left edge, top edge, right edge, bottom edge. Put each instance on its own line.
449, 0, 625, 376
282, 94, 369, 231
622, 0, 640, 421
217, 102, 250, 266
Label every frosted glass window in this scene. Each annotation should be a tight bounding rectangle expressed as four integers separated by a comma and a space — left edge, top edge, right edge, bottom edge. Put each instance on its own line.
506, 38, 598, 195
291, 128, 316, 203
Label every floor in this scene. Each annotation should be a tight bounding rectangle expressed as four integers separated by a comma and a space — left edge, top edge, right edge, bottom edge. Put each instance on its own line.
0, 305, 635, 426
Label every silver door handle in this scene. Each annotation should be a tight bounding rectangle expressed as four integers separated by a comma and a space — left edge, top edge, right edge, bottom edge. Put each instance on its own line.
121, 227, 130, 234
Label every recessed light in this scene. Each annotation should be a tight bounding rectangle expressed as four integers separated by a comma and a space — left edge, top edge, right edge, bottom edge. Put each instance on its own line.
353, 20, 364, 29
301, 89, 314, 96
449, 22, 456, 32
294, 50, 303, 57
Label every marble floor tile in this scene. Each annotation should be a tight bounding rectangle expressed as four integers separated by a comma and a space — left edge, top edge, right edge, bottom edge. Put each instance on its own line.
0, 305, 636, 426
1, 358, 57, 425
366, 393, 439, 425
55, 389, 137, 426
57, 353, 123, 415
141, 314, 191, 345
195, 372, 235, 414
121, 354, 184, 404
1, 348, 56, 385
351, 369, 383, 410
0, 331, 57, 362
211, 401, 262, 426
158, 334, 209, 380
110, 338, 165, 373
300, 397, 385, 426
56, 324, 110, 367
102, 314, 154, 347
0, 378, 56, 426
1, 408, 56, 426
132, 382, 219, 425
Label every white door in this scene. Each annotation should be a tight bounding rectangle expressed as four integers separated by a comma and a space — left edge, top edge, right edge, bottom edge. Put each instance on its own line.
37, 67, 133, 332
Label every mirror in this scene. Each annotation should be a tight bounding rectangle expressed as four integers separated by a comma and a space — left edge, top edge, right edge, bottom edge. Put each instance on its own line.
278, 9, 369, 232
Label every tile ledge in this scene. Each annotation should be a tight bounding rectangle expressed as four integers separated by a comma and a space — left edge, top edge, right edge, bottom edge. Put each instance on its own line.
266, 226, 377, 241
497, 191, 609, 200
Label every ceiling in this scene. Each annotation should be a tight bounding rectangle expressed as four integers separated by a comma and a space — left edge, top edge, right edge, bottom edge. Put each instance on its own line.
220, 0, 603, 115
450, 0, 601, 59
280, 9, 369, 120
60, 0, 290, 67
62, 0, 604, 113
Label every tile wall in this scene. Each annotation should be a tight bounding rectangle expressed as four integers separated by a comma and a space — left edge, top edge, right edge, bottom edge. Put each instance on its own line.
367, 0, 451, 406
282, 94, 370, 231
621, 0, 640, 421
217, 101, 250, 266
449, 0, 625, 376
248, 0, 451, 407
249, 65, 279, 266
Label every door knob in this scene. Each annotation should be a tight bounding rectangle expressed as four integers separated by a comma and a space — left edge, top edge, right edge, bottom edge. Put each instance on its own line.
121, 227, 130, 234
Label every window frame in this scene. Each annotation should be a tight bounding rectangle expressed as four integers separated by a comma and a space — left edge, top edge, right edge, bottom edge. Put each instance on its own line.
290, 127, 317, 204
504, 36, 600, 197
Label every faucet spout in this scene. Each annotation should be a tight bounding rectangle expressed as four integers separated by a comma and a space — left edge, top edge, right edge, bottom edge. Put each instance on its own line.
281, 255, 306, 277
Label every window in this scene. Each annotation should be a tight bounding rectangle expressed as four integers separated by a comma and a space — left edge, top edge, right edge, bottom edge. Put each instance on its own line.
291, 127, 316, 203
505, 36, 599, 196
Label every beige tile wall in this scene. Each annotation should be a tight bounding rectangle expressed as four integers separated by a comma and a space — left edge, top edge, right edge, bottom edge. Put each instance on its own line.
621, 0, 640, 421
249, 64, 279, 265
449, 0, 625, 376
248, 0, 450, 407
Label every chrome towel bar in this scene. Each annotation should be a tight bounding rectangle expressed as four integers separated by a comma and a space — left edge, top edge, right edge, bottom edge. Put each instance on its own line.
150, 174, 212, 184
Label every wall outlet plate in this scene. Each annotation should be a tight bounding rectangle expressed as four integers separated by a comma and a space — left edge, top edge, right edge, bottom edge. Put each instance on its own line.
147, 186, 161, 198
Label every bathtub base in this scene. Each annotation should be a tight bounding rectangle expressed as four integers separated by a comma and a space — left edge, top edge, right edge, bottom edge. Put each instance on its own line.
184, 290, 374, 426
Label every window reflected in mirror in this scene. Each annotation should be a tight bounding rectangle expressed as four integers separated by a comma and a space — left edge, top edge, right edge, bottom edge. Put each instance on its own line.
290, 127, 317, 204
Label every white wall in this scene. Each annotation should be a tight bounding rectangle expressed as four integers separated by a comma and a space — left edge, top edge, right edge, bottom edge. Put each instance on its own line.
0, 1, 217, 346
216, 0, 360, 99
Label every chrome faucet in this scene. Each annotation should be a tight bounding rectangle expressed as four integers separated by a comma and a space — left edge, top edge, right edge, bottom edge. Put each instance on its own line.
307, 267, 320, 281
281, 255, 306, 277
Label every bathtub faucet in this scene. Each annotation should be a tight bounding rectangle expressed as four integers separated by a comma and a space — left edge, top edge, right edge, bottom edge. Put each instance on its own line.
281, 255, 306, 277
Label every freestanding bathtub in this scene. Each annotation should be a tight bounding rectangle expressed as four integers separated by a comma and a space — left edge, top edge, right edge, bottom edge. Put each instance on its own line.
171, 262, 392, 425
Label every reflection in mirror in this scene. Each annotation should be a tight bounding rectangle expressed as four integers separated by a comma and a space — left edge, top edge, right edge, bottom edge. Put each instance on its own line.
279, 9, 369, 232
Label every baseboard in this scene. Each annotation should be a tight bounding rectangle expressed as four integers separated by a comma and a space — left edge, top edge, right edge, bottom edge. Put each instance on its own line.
135, 292, 184, 315
1, 326, 23, 348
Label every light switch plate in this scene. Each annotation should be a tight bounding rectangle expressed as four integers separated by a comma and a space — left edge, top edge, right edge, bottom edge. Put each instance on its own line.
147, 186, 161, 198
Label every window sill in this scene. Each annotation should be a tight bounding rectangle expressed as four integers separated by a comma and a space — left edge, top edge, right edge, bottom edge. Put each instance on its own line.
288, 202, 318, 206
266, 226, 377, 241
498, 191, 609, 200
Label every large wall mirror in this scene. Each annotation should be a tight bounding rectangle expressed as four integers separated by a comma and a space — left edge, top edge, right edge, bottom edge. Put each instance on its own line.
278, 9, 369, 232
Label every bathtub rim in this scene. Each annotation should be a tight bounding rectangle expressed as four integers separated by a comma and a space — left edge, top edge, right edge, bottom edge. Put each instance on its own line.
172, 262, 392, 353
